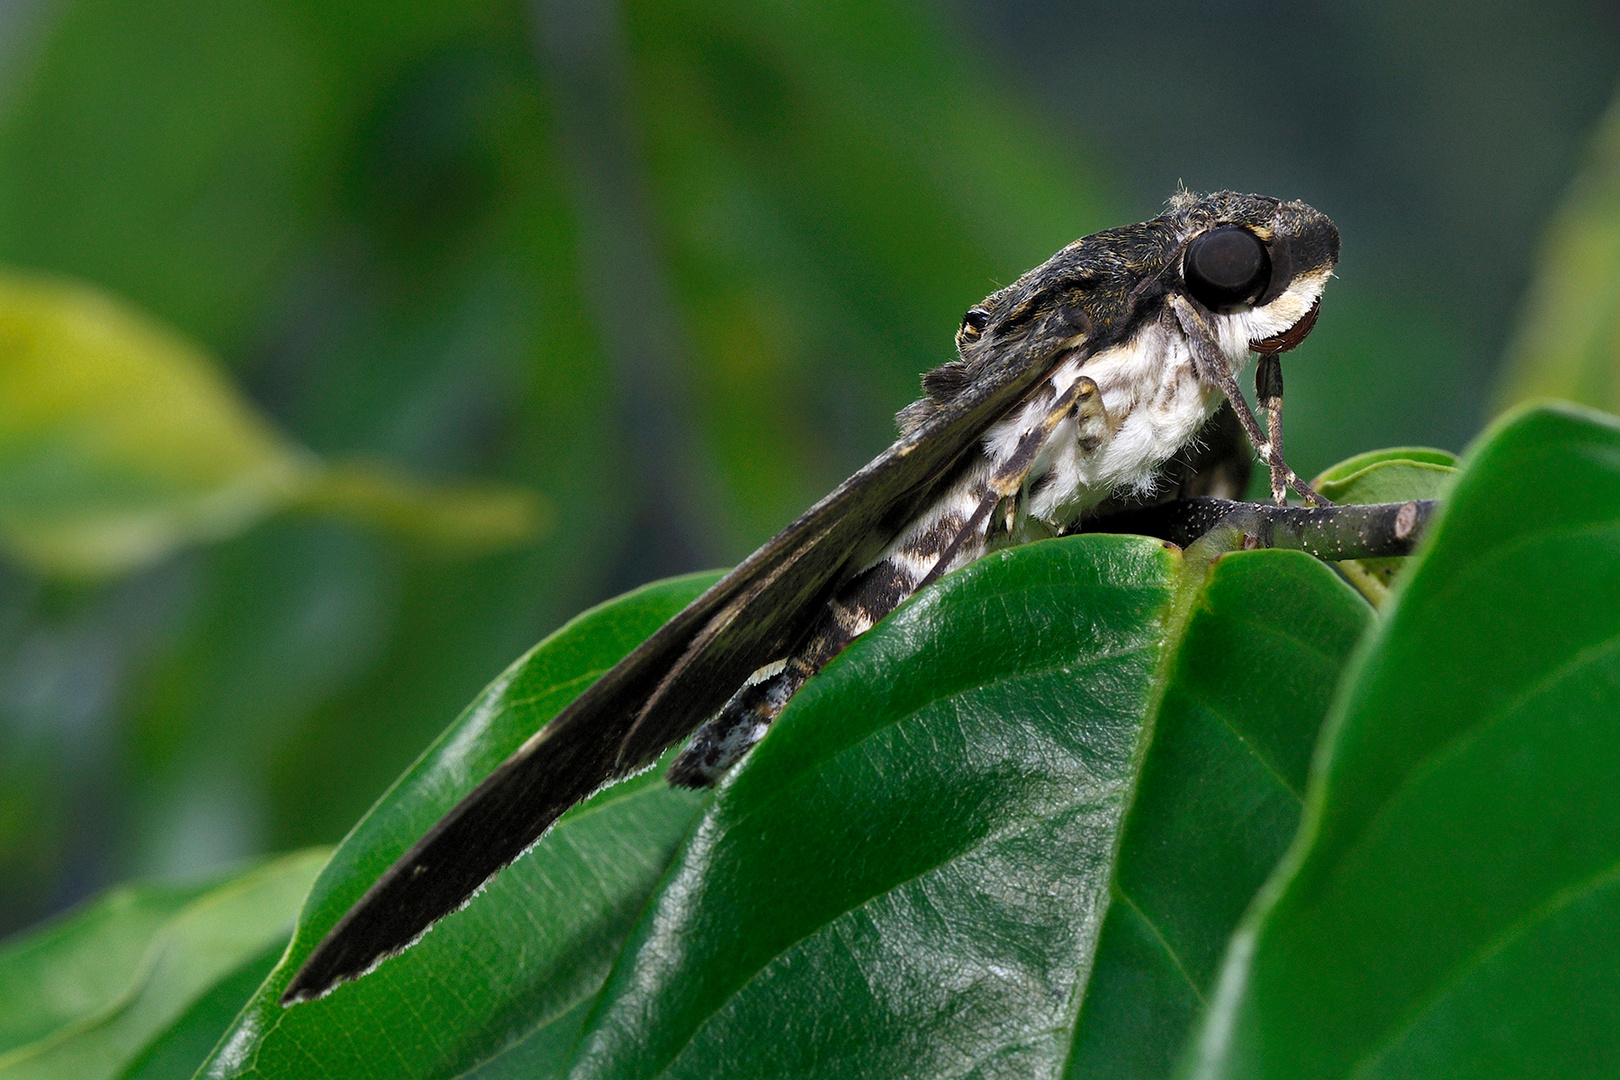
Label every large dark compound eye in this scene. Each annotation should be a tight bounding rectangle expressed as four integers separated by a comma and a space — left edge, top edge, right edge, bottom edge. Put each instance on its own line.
959, 306, 990, 338
1183, 227, 1271, 312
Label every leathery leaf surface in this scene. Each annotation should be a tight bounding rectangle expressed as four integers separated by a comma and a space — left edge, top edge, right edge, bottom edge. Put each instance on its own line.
560, 536, 1181, 1080
1185, 403, 1620, 1079
549, 536, 1366, 1080
196, 529, 1374, 1080
1065, 548, 1370, 1079
197, 573, 722, 1080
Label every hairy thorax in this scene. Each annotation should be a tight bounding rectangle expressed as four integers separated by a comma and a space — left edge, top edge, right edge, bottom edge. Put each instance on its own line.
881, 262, 1333, 583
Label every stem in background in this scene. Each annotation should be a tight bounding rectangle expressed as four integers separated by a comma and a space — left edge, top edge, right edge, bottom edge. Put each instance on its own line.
528, 0, 722, 586
1088, 497, 1437, 562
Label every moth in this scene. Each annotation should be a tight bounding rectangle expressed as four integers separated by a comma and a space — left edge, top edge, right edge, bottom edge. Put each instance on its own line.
283, 189, 1340, 1004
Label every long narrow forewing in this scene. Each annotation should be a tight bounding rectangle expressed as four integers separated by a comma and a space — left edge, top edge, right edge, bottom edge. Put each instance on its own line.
280, 335, 1082, 1005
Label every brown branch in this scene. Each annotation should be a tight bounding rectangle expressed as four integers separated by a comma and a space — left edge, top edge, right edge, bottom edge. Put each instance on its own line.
1086, 497, 1437, 562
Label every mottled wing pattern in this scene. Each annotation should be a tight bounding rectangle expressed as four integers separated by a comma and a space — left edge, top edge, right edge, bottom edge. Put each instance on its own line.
281, 330, 1086, 1004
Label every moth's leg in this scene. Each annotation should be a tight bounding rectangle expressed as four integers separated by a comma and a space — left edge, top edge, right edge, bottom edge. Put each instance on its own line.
995, 375, 1108, 537
1170, 296, 1328, 507
1072, 375, 1111, 453
920, 376, 1098, 589
669, 377, 1099, 788
667, 559, 907, 788
666, 654, 817, 787
1255, 354, 1288, 506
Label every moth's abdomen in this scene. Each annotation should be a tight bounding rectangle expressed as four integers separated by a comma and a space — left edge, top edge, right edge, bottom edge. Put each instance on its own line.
666, 477, 991, 787
665, 370, 1133, 787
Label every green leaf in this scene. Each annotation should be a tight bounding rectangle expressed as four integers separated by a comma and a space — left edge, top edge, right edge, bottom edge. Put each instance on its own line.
1184, 403, 1620, 1080
1067, 549, 1371, 1078
560, 538, 1368, 1079
193, 525, 1376, 1078
115, 940, 285, 1080
0, 850, 325, 1080
0, 880, 218, 1055
1313, 460, 1455, 506
565, 535, 1180, 1079
1311, 447, 1458, 505
1312, 449, 1458, 604
1311, 447, 1457, 484
0, 272, 547, 577
196, 572, 722, 1080
1495, 90, 1620, 415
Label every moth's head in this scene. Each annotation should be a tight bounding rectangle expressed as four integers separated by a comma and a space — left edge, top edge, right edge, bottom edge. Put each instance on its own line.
953, 191, 1339, 364
905, 192, 1337, 435
1161, 190, 1339, 361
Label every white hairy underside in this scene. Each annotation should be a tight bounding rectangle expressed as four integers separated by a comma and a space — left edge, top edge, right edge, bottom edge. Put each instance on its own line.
875, 268, 1331, 584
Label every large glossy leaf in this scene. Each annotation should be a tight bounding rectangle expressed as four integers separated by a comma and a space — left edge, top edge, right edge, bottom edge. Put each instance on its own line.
0, 272, 545, 577
197, 572, 721, 1080
563, 536, 1180, 1080
484, 539, 1364, 1079
0, 850, 324, 1080
194, 524, 1378, 1079
1184, 403, 1620, 1079
1066, 549, 1370, 1079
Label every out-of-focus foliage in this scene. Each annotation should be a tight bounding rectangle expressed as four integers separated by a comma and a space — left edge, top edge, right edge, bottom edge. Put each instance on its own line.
621, 0, 1113, 540
0, 849, 323, 1080
1497, 94, 1620, 414
0, 0, 624, 929
0, 271, 545, 577
0, 0, 1110, 938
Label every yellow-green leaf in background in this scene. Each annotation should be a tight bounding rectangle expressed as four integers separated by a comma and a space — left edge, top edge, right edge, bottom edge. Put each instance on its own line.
1311, 447, 1457, 606
1312, 446, 1457, 504
1496, 90, 1620, 414
0, 272, 548, 577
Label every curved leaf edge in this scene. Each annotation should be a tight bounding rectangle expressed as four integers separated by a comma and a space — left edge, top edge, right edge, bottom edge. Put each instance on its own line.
1179, 401, 1620, 1078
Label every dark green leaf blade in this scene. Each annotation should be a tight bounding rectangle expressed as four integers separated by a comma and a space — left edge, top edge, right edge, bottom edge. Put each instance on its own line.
564, 535, 1180, 1080
1312, 449, 1458, 603
198, 573, 722, 1080
1313, 458, 1456, 505
1066, 549, 1371, 1078
1184, 403, 1620, 1080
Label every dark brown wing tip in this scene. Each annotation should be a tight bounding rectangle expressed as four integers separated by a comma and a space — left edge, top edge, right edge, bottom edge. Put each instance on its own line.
280, 974, 326, 1007
280, 957, 354, 1006
279, 925, 393, 1006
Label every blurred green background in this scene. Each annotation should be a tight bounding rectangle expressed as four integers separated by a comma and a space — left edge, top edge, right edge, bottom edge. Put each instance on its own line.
0, 0, 1616, 937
